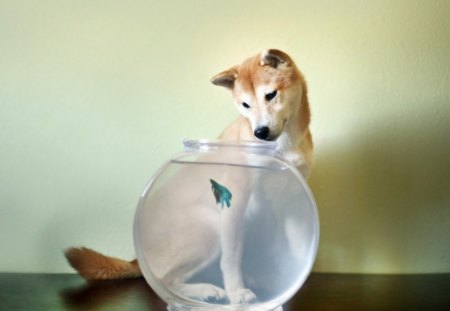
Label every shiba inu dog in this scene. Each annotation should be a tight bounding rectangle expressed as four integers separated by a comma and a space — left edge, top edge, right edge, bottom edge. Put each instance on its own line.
65, 49, 313, 306
213, 49, 312, 177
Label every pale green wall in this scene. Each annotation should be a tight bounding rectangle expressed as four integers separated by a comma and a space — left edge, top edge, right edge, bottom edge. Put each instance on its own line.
1, 0, 449, 274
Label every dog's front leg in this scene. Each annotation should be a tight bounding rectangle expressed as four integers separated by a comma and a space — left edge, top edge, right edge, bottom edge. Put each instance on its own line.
219, 191, 256, 304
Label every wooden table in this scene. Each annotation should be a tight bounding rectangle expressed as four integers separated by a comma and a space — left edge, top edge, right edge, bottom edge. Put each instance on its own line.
1, 273, 449, 310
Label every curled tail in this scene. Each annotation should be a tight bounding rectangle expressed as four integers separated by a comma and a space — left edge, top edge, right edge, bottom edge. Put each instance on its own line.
65, 247, 142, 280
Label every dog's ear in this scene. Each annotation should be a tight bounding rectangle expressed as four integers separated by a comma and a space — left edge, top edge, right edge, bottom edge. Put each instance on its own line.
260, 49, 292, 68
210, 68, 238, 89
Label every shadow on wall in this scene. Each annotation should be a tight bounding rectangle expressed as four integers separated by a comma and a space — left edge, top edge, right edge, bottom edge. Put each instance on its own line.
309, 103, 450, 273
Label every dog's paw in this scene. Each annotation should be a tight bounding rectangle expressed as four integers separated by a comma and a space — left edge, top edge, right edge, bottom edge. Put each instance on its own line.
177, 283, 227, 301
199, 284, 227, 301
228, 288, 257, 304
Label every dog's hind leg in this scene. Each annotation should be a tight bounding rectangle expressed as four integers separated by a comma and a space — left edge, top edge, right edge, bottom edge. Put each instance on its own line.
162, 244, 226, 302
157, 209, 226, 302
173, 283, 226, 301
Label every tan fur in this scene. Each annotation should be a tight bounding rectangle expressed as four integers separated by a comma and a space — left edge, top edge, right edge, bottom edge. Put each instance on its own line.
65, 247, 141, 280
66, 49, 313, 287
215, 49, 313, 176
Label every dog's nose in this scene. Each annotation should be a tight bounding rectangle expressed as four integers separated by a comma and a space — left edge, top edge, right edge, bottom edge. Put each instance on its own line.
254, 126, 270, 140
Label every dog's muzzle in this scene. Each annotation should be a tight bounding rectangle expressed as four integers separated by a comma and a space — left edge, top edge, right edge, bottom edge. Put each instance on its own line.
254, 126, 271, 141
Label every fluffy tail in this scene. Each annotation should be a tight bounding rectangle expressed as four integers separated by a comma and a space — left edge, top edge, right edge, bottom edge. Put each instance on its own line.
65, 247, 142, 280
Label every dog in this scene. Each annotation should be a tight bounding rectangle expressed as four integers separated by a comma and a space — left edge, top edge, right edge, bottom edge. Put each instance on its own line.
65, 49, 312, 306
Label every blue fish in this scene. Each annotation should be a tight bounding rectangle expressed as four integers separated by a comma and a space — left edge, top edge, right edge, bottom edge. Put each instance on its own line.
210, 179, 232, 208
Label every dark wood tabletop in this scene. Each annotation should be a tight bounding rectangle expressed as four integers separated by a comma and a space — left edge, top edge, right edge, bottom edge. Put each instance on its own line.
1, 273, 449, 311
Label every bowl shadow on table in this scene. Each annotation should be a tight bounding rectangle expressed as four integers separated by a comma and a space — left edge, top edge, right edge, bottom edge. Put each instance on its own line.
59, 277, 166, 311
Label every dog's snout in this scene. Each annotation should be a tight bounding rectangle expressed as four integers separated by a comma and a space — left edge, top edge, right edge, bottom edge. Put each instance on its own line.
254, 126, 270, 140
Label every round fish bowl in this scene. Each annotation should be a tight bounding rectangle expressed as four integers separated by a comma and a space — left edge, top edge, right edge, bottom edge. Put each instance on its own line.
134, 140, 319, 310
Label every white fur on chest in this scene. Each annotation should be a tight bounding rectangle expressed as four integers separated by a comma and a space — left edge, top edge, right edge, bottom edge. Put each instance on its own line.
276, 132, 309, 177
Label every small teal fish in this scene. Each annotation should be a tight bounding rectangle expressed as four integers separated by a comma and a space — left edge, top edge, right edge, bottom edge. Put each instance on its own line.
210, 179, 232, 209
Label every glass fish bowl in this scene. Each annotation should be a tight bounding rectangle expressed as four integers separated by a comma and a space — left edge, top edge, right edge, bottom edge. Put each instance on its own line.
134, 140, 319, 311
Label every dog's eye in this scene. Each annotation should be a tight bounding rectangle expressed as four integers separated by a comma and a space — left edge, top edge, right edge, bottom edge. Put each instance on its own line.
242, 102, 250, 109
265, 90, 277, 101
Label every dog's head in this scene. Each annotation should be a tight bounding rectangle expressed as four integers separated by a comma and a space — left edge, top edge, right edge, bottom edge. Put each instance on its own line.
211, 49, 308, 141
